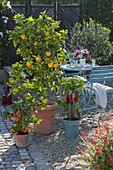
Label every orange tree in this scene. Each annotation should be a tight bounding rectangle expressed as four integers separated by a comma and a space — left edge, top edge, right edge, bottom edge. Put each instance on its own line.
8, 11, 68, 109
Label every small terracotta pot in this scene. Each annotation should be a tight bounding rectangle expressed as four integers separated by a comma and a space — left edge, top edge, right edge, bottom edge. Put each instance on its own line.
31, 101, 58, 135
14, 133, 29, 147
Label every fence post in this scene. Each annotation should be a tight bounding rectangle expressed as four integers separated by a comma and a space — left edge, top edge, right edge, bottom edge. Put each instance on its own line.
25, 0, 29, 17
54, 0, 57, 20
79, 0, 83, 24
28, 0, 32, 16
57, 0, 60, 21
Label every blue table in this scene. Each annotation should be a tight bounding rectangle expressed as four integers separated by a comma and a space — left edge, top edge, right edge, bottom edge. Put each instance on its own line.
60, 64, 95, 78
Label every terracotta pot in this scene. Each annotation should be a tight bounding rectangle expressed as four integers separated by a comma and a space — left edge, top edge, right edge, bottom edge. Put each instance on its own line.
31, 101, 58, 135
14, 133, 29, 147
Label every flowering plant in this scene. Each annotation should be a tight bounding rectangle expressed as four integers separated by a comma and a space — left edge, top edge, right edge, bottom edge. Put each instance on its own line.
0, 0, 12, 68
75, 49, 89, 59
3, 96, 42, 135
76, 114, 113, 170
58, 76, 85, 120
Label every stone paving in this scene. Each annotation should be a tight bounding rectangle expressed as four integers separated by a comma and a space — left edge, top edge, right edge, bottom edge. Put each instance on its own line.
0, 84, 52, 170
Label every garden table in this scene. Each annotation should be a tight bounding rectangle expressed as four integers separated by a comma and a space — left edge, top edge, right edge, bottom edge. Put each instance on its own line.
60, 64, 97, 78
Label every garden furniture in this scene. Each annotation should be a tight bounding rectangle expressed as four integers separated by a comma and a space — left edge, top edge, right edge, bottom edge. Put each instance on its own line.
82, 65, 113, 124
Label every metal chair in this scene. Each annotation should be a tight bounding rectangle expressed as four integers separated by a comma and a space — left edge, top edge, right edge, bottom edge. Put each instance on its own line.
81, 65, 113, 124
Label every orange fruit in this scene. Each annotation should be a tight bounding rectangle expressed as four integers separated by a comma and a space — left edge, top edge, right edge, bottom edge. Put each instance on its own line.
46, 51, 51, 57
20, 34, 27, 40
36, 56, 42, 62
45, 31, 50, 37
45, 58, 50, 61
34, 41, 38, 46
54, 63, 58, 68
48, 63, 54, 68
26, 61, 32, 68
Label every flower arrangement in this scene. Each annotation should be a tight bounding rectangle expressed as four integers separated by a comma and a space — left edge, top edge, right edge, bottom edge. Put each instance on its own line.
76, 114, 113, 170
58, 76, 85, 120
75, 49, 89, 59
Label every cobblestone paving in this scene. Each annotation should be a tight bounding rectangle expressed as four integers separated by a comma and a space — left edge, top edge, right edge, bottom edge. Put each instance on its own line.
0, 84, 52, 170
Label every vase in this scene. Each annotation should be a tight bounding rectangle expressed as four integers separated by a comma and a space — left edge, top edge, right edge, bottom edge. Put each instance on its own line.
14, 133, 29, 147
79, 59, 86, 67
31, 101, 58, 135
63, 118, 79, 139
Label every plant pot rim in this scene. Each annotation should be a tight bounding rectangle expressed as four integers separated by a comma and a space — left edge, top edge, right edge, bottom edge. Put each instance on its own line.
34, 101, 58, 111
63, 117, 80, 121
14, 133, 29, 136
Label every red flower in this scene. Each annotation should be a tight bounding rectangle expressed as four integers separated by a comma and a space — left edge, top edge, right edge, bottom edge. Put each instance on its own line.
95, 148, 103, 155
81, 131, 88, 139
90, 138, 97, 145
108, 157, 113, 164
94, 164, 99, 170
103, 136, 109, 144
76, 146, 81, 152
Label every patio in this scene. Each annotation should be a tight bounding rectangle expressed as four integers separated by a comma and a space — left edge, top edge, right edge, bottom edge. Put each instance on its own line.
0, 83, 112, 170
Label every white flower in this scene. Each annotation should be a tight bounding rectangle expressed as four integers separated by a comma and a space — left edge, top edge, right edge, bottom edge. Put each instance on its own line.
2, 16, 6, 19
4, 19, 8, 24
2, 16, 9, 20
7, 1, 12, 9
6, 30, 9, 34
0, 32, 3, 37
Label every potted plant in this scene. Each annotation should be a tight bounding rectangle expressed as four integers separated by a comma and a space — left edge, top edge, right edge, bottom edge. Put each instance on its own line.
2, 95, 42, 147
75, 49, 89, 66
8, 11, 68, 135
58, 76, 85, 139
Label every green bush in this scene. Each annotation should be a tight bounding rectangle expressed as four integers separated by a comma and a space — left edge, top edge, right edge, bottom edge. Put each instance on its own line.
83, 0, 113, 42
69, 19, 113, 65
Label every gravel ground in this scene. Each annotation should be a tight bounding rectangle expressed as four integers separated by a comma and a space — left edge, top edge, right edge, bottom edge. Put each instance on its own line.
33, 110, 107, 170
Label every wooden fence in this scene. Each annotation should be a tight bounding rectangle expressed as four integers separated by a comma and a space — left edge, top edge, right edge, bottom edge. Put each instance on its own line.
4, 0, 82, 65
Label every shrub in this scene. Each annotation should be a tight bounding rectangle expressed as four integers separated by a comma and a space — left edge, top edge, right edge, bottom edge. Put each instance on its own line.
69, 19, 113, 65
76, 114, 113, 170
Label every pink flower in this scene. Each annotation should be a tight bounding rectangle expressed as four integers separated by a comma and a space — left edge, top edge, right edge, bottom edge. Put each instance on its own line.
75, 49, 89, 58
75, 50, 80, 56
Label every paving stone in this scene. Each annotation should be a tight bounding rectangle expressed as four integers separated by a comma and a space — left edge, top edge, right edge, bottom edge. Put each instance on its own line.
0, 84, 55, 170
0, 164, 5, 168
27, 167, 36, 170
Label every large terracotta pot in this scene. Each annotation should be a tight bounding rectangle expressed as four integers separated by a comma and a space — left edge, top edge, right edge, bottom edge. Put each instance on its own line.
14, 133, 29, 147
31, 101, 58, 135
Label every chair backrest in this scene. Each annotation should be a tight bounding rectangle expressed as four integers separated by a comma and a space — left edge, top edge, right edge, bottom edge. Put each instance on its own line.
90, 65, 113, 84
